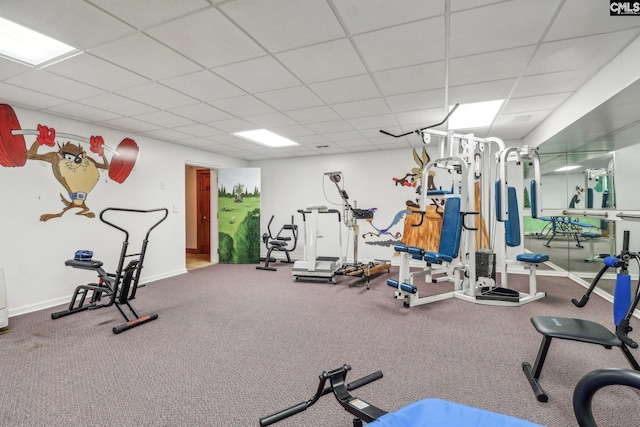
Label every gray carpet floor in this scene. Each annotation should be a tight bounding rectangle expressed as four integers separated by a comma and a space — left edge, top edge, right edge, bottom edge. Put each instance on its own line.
0, 263, 638, 426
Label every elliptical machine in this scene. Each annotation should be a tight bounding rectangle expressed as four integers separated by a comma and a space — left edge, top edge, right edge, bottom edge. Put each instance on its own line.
51, 207, 168, 334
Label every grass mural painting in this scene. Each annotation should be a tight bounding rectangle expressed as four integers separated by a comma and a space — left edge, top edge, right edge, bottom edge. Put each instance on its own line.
218, 168, 261, 263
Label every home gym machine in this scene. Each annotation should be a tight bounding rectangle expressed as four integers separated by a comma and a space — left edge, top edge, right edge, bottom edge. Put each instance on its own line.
325, 171, 391, 288
51, 207, 168, 334
259, 364, 542, 426
256, 215, 298, 271
292, 205, 343, 283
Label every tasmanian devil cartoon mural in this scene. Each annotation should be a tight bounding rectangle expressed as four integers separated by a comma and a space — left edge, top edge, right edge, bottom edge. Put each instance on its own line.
0, 103, 139, 222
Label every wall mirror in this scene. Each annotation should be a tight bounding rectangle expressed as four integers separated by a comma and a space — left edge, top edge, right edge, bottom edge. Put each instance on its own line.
523, 77, 640, 297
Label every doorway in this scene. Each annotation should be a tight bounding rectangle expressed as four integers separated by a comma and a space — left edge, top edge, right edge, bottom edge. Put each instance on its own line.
185, 165, 218, 270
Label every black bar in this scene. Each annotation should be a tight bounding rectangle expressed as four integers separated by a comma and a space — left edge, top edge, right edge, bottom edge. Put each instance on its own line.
259, 402, 308, 426
347, 370, 383, 391
379, 103, 459, 138
112, 312, 158, 334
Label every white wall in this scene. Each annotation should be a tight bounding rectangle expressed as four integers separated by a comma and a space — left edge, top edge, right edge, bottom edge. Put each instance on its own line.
252, 149, 428, 264
0, 105, 247, 316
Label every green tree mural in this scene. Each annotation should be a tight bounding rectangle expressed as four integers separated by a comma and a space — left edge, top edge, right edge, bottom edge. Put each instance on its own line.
233, 208, 261, 263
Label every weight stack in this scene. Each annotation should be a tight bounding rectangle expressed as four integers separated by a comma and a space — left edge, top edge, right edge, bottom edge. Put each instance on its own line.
476, 249, 496, 280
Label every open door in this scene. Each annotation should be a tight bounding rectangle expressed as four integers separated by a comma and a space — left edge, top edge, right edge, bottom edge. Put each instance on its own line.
197, 169, 210, 255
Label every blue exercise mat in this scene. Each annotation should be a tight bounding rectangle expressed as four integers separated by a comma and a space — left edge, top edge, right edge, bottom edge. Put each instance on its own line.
368, 398, 543, 427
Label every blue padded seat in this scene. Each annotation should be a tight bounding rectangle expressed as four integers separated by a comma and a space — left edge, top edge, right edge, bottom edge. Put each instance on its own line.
516, 253, 549, 264
423, 252, 453, 264
368, 398, 542, 427
581, 231, 601, 239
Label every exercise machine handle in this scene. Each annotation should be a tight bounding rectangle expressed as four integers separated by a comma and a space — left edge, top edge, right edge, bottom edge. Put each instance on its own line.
259, 402, 308, 426
259, 368, 383, 426
346, 370, 383, 391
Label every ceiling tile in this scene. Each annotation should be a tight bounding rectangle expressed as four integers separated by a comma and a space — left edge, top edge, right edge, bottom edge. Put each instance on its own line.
134, 111, 197, 127
0, 57, 31, 80
353, 17, 445, 72
87, 0, 209, 29
169, 103, 233, 123
293, 134, 330, 146
98, 116, 161, 133
220, 0, 345, 52
275, 38, 367, 84
146, 8, 265, 68
142, 128, 193, 141
374, 62, 445, 96
116, 83, 197, 110
449, 46, 536, 87
526, 30, 639, 75
0, 82, 67, 109
450, 0, 560, 58
395, 107, 451, 126
307, 120, 354, 133
0, 0, 134, 48
347, 114, 397, 130
246, 112, 299, 128
160, 70, 245, 102
512, 70, 592, 98
331, 98, 391, 119
491, 109, 553, 139
212, 56, 300, 93
207, 118, 258, 133
209, 95, 275, 116
88, 33, 201, 80
545, 0, 640, 41
323, 130, 363, 142
80, 93, 158, 116
448, 79, 516, 104
502, 93, 572, 114
173, 124, 225, 138
309, 74, 379, 104
386, 88, 445, 113
6, 70, 105, 101
255, 86, 325, 111
45, 53, 150, 92
47, 102, 121, 123
451, 0, 505, 12
269, 125, 315, 138
332, 0, 443, 34
285, 106, 342, 124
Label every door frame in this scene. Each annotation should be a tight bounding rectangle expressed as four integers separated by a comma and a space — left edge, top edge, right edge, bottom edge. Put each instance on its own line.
185, 161, 219, 264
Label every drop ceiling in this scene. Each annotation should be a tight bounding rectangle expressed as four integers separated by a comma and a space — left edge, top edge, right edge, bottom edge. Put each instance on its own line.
1, 0, 639, 161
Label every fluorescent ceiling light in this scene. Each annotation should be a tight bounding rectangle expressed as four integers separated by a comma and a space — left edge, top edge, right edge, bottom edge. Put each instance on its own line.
233, 129, 299, 148
448, 100, 504, 130
554, 165, 580, 172
0, 17, 75, 65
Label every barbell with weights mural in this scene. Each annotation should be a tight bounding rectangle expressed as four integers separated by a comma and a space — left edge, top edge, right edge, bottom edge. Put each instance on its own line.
0, 103, 139, 221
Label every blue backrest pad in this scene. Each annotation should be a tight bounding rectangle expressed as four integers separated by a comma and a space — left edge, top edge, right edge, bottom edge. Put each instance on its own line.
505, 186, 521, 247
495, 180, 503, 222
438, 197, 462, 259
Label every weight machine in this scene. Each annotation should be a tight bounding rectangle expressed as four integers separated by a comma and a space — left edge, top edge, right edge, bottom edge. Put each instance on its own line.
324, 171, 391, 288
51, 207, 167, 334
